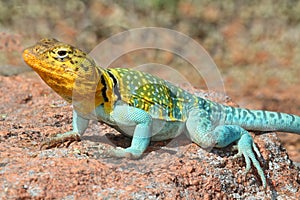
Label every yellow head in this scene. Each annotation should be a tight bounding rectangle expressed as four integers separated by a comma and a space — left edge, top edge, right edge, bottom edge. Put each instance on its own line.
23, 38, 99, 102
23, 38, 114, 115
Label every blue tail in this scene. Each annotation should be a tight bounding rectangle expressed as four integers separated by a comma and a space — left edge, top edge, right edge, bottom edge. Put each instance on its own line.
224, 106, 300, 134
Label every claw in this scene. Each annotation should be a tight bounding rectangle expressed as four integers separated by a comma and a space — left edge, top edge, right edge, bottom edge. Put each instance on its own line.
108, 147, 143, 159
234, 133, 266, 188
40, 131, 80, 150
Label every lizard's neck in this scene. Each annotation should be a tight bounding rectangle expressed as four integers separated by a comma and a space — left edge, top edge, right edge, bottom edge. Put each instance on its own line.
70, 63, 121, 115
93, 67, 121, 114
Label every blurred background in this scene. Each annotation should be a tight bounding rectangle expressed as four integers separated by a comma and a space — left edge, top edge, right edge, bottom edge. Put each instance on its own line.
1, 0, 300, 160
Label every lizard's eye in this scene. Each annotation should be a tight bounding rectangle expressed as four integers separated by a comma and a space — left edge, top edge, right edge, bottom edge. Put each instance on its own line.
52, 47, 72, 61
57, 50, 68, 58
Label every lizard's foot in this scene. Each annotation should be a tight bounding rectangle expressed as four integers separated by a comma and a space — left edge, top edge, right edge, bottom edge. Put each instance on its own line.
40, 131, 81, 150
108, 147, 143, 159
233, 133, 266, 188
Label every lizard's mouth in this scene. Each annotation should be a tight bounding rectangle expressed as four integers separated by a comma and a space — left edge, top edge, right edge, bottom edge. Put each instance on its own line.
23, 49, 54, 74
22, 49, 38, 70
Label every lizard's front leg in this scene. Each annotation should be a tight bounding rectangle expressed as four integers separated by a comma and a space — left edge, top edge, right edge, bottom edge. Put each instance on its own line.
108, 104, 152, 159
40, 110, 89, 149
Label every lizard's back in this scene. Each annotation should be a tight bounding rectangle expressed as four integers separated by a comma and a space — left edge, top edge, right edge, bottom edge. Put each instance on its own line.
106, 67, 200, 122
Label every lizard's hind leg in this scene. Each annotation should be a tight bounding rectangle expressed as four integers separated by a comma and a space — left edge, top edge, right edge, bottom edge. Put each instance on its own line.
185, 109, 217, 149
186, 109, 266, 188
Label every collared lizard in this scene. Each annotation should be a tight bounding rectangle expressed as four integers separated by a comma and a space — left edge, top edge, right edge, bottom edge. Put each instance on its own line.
22, 38, 300, 188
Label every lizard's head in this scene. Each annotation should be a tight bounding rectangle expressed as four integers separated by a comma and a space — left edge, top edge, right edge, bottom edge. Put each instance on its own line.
23, 38, 98, 102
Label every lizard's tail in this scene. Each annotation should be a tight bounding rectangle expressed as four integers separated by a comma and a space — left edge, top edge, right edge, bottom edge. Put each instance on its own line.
224, 106, 300, 134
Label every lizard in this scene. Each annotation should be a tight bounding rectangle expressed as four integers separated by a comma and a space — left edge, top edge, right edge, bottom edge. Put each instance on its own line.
22, 38, 300, 188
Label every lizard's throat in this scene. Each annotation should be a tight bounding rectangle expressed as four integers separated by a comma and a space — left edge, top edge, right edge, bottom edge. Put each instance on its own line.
38, 69, 76, 103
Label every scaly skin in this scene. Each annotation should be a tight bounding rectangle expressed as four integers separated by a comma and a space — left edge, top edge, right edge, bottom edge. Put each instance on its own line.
23, 38, 300, 188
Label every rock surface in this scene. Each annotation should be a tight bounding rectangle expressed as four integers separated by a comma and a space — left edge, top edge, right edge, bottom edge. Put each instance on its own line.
0, 73, 300, 199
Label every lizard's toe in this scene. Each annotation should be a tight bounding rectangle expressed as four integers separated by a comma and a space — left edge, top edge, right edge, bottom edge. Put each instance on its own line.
40, 132, 81, 150
108, 147, 143, 159
234, 133, 266, 188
